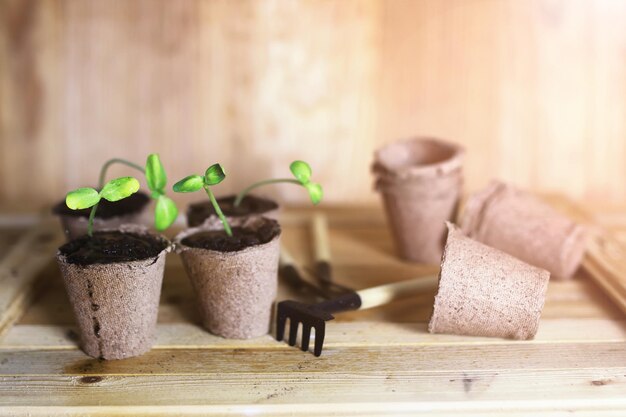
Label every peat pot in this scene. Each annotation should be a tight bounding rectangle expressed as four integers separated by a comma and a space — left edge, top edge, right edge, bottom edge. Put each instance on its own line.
372, 137, 464, 264
56, 227, 170, 360
175, 216, 281, 339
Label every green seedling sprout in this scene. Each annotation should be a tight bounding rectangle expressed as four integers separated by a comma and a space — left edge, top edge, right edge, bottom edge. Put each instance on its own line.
173, 163, 233, 237
233, 160, 323, 207
97, 154, 178, 231
65, 177, 141, 237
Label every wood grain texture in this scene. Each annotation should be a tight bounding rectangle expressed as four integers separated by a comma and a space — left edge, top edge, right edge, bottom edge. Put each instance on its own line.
1, 0, 626, 207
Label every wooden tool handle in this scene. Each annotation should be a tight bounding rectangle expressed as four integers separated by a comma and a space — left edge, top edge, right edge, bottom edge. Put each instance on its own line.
356, 274, 439, 310
311, 213, 333, 283
311, 213, 331, 262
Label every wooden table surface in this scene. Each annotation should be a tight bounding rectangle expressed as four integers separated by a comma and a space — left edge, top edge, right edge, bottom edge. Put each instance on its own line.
0, 201, 625, 416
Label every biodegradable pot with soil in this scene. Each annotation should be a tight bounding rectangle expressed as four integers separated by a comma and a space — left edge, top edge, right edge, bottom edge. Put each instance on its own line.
175, 216, 281, 338
461, 181, 587, 280
186, 160, 322, 227
173, 164, 281, 338
372, 137, 465, 264
53, 154, 178, 239
57, 177, 172, 359
429, 223, 550, 340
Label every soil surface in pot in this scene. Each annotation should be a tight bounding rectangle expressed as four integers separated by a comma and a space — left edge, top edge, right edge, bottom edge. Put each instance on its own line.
187, 195, 278, 226
59, 231, 167, 266
182, 222, 280, 252
52, 192, 150, 219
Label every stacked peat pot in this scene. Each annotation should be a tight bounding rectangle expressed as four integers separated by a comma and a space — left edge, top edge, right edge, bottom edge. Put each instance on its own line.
373, 137, 587, 340
460, 181, 587, 280
372, 137, 464, 264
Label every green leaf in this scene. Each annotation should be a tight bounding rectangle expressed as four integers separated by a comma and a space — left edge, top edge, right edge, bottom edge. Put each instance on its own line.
154, 195, 178, 231
290, 160, 312, 184
145, 154, 167, 192
65, 188, 101, 210
304, 182, 323, 205
99, 176, 141, 202
173, 175, 204, 193
204, 163, 226, 186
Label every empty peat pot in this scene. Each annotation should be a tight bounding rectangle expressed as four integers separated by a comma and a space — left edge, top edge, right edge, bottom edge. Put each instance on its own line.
372, 137, 464, 264
429, 223, 550, 339
461, 181, 587, 279
175, 216, 281, 339
186, 194, 279, 227
56, 227, 170, 360
52, 192, 152, 240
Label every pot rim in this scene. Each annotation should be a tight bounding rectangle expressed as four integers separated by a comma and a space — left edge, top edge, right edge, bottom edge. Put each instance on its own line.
174, 215, 281, 257
56, 225, 172, 268
373, 137, 464, 182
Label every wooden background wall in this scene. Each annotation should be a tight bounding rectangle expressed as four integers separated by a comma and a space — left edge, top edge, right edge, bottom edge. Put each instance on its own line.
1, 0, 625, 208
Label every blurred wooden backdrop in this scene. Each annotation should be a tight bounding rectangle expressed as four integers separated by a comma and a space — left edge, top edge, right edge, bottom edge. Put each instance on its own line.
1, 0, 625, 208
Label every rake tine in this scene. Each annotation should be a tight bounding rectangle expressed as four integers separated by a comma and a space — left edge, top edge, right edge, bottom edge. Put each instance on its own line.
276, 308, 287, 342
300, 324, 312, 352
313, 324, 326, 357
288, 319, 299, 346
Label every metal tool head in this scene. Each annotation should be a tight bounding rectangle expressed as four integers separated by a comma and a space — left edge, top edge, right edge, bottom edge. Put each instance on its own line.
275, 300, 335, 357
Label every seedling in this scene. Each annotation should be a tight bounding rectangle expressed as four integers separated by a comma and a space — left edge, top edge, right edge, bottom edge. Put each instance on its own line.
66, 177, 140, 237
173, 163, 232, 236
233, 160, 323, 207
97, 154, 178, 231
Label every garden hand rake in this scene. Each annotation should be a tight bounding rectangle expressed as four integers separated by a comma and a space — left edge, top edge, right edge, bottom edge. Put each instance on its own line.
275, 274, 439, 356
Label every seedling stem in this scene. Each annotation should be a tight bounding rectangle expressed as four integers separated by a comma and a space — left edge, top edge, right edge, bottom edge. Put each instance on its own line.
65, 177, 141, 237
233, 161, 323, 207
234, 179, 300, 207
205, 185, 233, 237
98, 158, 145, 189
173, 163, 232, 237
94, 155, 178, 231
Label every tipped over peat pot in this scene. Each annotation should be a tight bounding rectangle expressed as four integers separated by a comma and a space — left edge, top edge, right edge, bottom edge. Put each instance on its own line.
461, 181, 587, 279
186, 194, 279, 227
429, 223, 550, 340
56, 227, 170, 360
175, 216, 281, 339
52, 192, 152, 240
372, 137, 464, 264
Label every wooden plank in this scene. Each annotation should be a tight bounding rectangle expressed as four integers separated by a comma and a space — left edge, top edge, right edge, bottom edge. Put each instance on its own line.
0, 345, 625, 414
3, 403, 626, 417
0, 371, 625, 410
1, 319, 625, 350
1, 342, 625, 376
0, 219, 64, 338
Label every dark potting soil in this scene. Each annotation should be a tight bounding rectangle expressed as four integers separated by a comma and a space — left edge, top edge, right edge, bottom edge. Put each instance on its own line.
59, 231, 168, 266
181, 222, 280, 252
186, 195, 278, 227
52, 192, 150, 219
